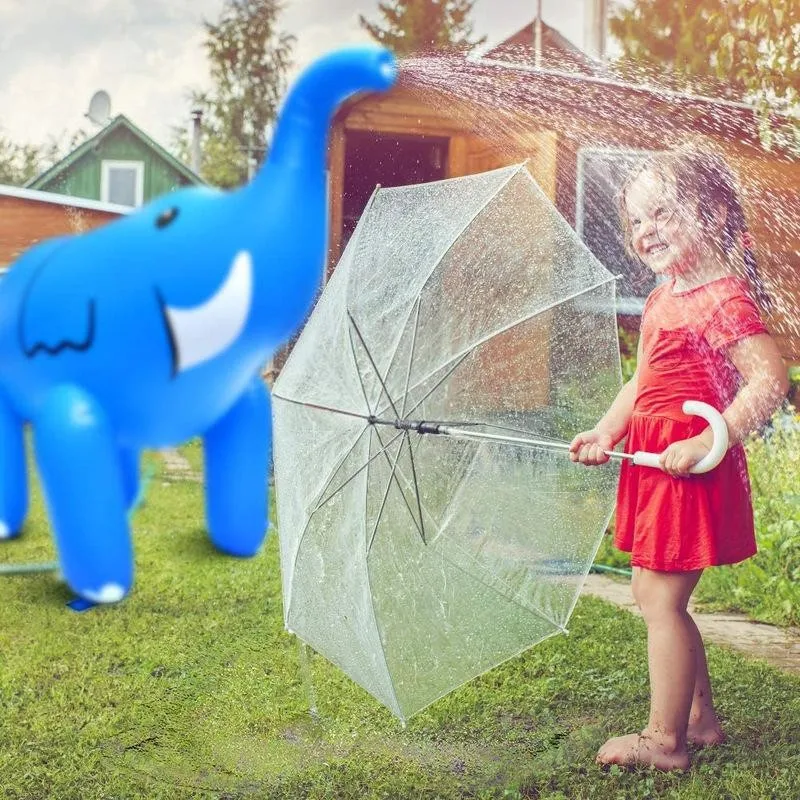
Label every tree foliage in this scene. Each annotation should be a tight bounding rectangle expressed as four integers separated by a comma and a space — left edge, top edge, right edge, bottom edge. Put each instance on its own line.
0, 137, 44, 186
609, 0, 798, 149
175, 0, 295, 188
0, 130, 84, 187
359, 0, 486, 57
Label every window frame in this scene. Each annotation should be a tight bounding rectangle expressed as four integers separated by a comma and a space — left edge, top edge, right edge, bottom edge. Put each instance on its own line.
100, 159, 145, 208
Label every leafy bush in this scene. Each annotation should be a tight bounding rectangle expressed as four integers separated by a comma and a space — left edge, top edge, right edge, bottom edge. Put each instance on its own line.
618, 326, 639, 383
694, 407, 800, 626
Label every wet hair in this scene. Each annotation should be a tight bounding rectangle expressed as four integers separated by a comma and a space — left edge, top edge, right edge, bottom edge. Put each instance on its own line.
618, 140, 772, 312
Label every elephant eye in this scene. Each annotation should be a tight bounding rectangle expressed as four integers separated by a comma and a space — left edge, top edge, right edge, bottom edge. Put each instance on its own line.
155, 207, 179, 229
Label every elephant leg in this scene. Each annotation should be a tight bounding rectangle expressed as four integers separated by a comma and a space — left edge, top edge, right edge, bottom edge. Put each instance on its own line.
33, 384, 133, 603
119, 446, 141, 512
203, 376, 271, 557
0, 390, 27, 540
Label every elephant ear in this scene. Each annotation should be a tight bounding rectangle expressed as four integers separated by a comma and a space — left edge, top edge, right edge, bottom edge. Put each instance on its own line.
18, 238, 97, 359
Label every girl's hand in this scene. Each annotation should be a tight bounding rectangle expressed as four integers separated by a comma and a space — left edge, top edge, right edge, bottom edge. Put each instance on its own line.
658, 435, 711, 477
569, 430, 614, 466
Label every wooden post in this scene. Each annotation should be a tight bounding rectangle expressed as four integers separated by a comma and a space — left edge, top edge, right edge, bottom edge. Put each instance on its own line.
327, 123, 347, 278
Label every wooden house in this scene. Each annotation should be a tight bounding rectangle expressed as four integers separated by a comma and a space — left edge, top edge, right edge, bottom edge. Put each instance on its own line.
322, 21, 800, 385
26, 114, 202, 209
0, 185, 129, 273
2, 113, 203, 274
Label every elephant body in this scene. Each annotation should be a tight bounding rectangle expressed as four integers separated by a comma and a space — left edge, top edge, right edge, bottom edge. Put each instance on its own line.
0, 46, 397, 604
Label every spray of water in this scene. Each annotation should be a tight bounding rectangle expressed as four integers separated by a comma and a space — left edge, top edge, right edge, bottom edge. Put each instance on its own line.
395, 49, 799, 409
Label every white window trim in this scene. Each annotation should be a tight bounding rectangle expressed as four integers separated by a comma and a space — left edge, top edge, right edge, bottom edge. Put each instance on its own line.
100, 159, 145, 207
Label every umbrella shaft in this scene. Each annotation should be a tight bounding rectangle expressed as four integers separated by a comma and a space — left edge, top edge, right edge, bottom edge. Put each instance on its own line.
368, 416, 632, 461
437, 426, 633, 461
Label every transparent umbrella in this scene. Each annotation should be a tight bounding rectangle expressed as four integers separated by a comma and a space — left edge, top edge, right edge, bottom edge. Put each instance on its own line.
272, 163, 628, 722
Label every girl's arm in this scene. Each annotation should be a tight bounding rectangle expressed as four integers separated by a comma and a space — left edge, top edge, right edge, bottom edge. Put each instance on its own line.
707, 332, 788, 446
660, 333, 788, 475
569, 335, 642, 464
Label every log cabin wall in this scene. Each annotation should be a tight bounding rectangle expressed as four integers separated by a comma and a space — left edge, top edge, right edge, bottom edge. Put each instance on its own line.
0, 194, 121, 269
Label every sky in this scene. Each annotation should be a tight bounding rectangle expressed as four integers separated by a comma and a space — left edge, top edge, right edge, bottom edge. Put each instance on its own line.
0, 0, 607, 152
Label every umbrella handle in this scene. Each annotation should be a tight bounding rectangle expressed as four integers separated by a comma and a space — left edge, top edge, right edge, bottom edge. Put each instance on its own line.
628, 401, 729, 474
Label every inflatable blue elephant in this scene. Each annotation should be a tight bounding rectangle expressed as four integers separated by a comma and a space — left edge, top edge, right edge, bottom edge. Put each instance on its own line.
0, 46, 397, 604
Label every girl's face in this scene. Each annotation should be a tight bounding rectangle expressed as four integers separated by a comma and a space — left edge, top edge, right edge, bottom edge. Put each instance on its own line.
624, 168, 703, 277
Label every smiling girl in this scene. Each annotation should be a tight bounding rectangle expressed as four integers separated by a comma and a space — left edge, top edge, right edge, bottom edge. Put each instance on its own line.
569, 141, 788, 771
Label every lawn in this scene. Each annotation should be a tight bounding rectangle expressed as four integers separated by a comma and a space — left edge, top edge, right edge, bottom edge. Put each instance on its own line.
0, 449, 798, 799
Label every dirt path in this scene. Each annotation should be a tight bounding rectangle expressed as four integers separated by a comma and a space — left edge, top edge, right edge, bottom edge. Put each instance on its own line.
582, 574, 800, 676
157, 448, 202, 482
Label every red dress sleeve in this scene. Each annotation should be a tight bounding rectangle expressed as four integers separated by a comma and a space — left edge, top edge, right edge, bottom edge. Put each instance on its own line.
704, 293, 768, 351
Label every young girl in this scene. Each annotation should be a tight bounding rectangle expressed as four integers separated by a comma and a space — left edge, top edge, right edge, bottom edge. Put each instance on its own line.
569, 141, 788, 771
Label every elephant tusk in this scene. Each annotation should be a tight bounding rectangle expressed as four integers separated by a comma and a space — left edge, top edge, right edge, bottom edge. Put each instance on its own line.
163, 250, 253, 374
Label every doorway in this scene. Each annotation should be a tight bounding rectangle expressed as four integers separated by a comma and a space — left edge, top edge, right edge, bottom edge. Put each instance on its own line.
341, 131, 449, 251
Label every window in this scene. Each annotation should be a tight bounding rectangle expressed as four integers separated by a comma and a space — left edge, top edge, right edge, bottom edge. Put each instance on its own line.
576, 147, 662, 314
101, 160, 144, 207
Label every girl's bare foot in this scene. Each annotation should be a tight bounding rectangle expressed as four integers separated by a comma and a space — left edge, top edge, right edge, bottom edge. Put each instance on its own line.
687, 717, 726, 748
596, 730, 691, 771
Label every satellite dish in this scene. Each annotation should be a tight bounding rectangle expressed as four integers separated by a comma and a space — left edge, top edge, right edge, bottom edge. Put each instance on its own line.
86, 90, 111, 127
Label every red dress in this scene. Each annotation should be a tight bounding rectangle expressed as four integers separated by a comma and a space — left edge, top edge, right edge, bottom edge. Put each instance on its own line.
614, 276, 768, 572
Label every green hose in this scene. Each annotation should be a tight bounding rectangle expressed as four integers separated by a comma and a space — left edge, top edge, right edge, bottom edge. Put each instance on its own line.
0, 461, 157, 577
590, 563, 633, 577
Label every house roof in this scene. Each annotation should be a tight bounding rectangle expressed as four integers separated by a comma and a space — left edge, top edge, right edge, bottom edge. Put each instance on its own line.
26, 113, 203, 190
0, 183, 132, 214
480, 18, 603, 76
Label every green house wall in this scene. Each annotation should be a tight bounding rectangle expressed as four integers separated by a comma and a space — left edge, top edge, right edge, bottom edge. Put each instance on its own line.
37, 127, 195, 204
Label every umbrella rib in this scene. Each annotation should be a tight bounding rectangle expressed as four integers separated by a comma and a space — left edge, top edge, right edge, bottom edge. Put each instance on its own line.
271, 392, 373, 424
311, 429, 406, 513
347, 316, 378, 417
307, 426, 371, 514
390, 275, 619, 417
377, 350, 471, 423
366, 430, 406, 553
348, 311, 403, 418
400, 297, 422, 418
375, 165, 524, 393
368, 426, 427, 549
403, 430, 427, 545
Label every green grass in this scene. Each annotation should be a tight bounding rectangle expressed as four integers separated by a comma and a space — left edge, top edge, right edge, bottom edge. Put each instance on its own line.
0, 453, 798, 799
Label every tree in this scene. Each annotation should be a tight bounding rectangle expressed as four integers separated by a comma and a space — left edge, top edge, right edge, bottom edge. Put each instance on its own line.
175, 0, 295, 188
608, 1, 798, 108
609, 0, 798, 149
0, 136, 44, 186
0, 130, 81, 187
359, 0, 487, 57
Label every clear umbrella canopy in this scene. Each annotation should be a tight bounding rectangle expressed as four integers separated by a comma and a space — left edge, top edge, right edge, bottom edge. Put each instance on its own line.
272, 163, 622, 721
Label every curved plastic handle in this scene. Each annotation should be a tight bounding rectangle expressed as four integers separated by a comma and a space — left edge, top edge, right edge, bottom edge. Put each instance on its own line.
631, 400, 729, 474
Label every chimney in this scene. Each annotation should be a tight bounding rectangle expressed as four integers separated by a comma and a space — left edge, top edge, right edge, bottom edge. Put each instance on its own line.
584, 0, 608, 60
190, 108, 203, 175
533, 0, 543, 69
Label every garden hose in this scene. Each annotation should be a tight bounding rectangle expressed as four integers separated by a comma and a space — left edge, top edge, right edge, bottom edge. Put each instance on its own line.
590, 563, 633, 577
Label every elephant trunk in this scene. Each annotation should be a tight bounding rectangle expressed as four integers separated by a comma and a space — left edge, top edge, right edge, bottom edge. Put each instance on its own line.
253, 45, 397, 184
240, 46, 396, 350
